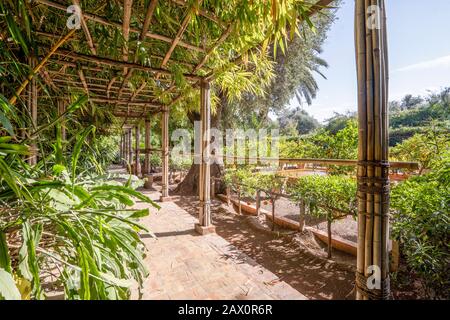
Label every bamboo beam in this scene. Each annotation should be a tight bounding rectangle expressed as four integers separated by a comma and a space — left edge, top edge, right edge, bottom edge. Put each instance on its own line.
78, 69, 90, 96
9, 28, 77, 105
119, 0, 158, 100
192, 24, 233, 73
89, 98, 162, 107
122, 0, 133, 75
35, 0, 205, 53
160, 1, 203, 69
169, 0, 224, 26
52, 49, 202, 81
72, 0, 97, 55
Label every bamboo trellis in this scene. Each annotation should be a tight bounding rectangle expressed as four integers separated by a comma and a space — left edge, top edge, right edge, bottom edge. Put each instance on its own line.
5, 0, 396, 299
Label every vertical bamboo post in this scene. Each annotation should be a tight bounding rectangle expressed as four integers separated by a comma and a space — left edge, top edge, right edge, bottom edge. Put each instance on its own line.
327, 213, 332, 259
271, 196, 276, 231
144, 118, 151, 174
256, 190, 261, 216
128, 128, 132, 169
210, 178, 215, 198
299, 199, 306, 232
135, 125, 140, 176
196, 79, 215, 234
226, 186, 231, 206
122, 132, 126, 166
237, 186, 242, 215
355, 0, 390, 300
160, 105, 169, 201
121, 132, 124, 166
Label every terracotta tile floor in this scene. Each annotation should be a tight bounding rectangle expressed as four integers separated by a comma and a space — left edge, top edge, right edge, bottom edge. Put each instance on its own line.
132, 187, 307, 300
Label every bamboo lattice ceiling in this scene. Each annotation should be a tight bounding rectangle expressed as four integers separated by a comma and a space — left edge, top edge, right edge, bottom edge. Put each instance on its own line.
17, 0, 333, 119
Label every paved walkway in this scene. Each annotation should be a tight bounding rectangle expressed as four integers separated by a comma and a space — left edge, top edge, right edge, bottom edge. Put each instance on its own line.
132, 188, 307, 300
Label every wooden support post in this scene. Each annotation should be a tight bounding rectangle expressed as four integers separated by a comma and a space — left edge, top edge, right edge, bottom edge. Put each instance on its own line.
135, 125, 140, 176
327, 215, 332, 259
195, 79, 215, 235
271, 197, 275, 231
226, 186, 231, 206
355, 0, 390, 300
237, 186, 242, 215
144, 118, 151, 174
160, 106, 170, 201
256, 190, 261, 216
128, 128, 132, 169
120, 133, 124, 165
123, 131, 128, 167
299, 199, 306, 232
210, 178, 215, 198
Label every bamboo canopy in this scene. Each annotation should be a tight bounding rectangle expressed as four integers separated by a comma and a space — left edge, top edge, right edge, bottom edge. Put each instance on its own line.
3, 0, 334, 120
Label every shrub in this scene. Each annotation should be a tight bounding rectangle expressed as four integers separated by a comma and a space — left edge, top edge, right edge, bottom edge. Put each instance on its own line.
391, 153, 450, 298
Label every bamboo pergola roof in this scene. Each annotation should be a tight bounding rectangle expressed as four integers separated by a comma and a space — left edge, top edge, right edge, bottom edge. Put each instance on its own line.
15, 0, 333, 120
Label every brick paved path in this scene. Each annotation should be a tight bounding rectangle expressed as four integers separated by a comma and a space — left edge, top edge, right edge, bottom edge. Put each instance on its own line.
133, 188, 307, 300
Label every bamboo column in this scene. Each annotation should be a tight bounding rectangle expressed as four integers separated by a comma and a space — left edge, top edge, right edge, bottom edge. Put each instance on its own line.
195, 79, 215, 235
355, 0, 390, 300
160, 106, 169, 201
128, 128, 132, 168
120, 133, 123, 165
122, 131, 127, 167
144, 118, 151, 174
135, 125, 141, 176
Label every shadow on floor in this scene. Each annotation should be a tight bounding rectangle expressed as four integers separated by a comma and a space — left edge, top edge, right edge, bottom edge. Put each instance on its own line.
174, 195, 355, 300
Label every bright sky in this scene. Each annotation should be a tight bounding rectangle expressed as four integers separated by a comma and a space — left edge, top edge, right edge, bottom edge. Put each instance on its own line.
290, 0, 450, 123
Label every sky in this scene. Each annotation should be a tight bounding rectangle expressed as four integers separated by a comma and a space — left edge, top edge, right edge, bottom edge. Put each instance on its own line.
289, 0, 450, 123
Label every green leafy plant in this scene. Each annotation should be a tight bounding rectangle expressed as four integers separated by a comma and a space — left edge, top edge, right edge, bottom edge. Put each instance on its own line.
391, 152, 450, 299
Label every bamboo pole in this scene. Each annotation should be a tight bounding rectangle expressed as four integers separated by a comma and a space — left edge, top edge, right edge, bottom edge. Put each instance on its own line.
364, 0, 375, 289
197, 79, 212, 227
256, 190, 261, 216
128, 128, 132, 167
327, 214, 332, 259
144, 118, 151, 174
160, 106, 169, 200
271, 197, 276, 232
9, 29, 77, 105
35, 0, 205, 53
355, 0, 391, 300
135, 124, 140, 176
355, 0, 367, 300
299, 199, 306, 232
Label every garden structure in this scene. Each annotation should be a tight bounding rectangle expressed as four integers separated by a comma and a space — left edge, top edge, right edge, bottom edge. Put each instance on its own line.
1, 0, 405, 300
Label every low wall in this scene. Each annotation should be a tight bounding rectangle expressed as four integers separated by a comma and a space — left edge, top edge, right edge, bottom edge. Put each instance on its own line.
216, 194, 358, 256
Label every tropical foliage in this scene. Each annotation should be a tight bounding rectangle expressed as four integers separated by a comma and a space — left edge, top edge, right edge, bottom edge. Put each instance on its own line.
391, 152, 450, 299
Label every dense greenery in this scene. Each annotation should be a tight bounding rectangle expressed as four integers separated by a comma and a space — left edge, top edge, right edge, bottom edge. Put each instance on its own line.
391, 153, 450, 299
0, 119, 159, 300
